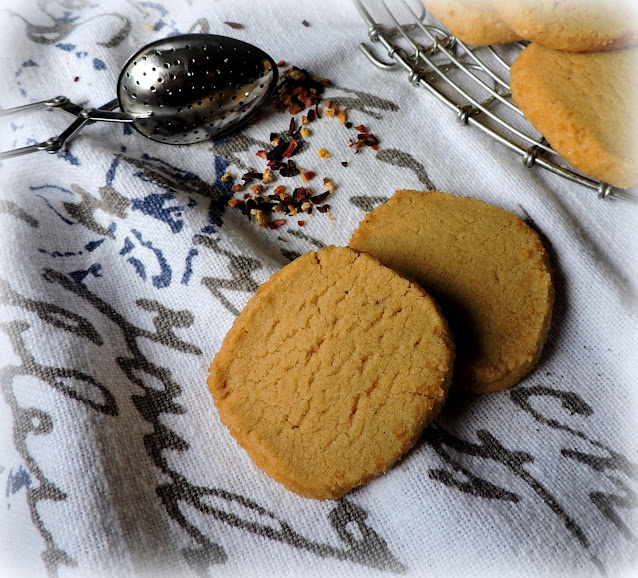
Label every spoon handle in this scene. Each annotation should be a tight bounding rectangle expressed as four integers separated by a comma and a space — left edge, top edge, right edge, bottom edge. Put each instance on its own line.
0, 98, 135, 160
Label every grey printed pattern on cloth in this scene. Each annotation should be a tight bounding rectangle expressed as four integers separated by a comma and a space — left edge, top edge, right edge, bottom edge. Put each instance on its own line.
1, 1, 637, 577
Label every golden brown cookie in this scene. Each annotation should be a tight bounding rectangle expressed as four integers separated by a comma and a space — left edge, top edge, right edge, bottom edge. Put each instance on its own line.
510, 43, 638, 189
424, 0, 521, 46
208, 245, 454, 500
350, 191, 553, 395
494, 0, 638, 52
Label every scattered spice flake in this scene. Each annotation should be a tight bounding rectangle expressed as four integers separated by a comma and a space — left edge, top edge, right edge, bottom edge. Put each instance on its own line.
221, 172, 233, 182
282, 139, 299, 158
256, 150, 267, 159
318, 148, 330, 158
144, 23, 155, 31
224, 21, 244, 29
274, 185, 286, 196
300, 127, 311, 138
228, 198, 240, 208
262, 168, 275, 184
302, 20, 310, 27
287, 117, 297, 136
345, 121, 353, 129
242, 171, 263, 181
341, 161, 348, 167
310, 191, 330, 204
317, 204, 331, 213
73, 76, 80, 82
297, 220, 305, 226
302, 170, 316, 182
231, 184, 244, 192
323, 177, 336, 191
337, 109, 348, 125
276, 60, 286, 67
250, 184, 264, 195
307, 109, 316, 123
269, 219, 286, 230
354, 124, 368, 132
253, 209, 268, 228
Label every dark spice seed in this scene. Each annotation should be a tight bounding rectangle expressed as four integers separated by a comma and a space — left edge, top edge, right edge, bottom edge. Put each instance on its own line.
345, 121, 353, 129
224, 21, 244, 29
302, 20, 310, 27
341, 161, 348, 167
287, 117, 296, 136
242, 171, 263, 181
267, 140, 289, 161
317, 204, 330, 213
307, 108, 316, 123
309, 191, 330, 204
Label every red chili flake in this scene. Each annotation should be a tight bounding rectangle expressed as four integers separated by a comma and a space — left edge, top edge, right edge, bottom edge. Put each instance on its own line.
354, 124, 367, 132
317, 205, 331, 213
256, 150, 267, 159
297, 220, 305, 227
302, 170, 316, 181
283, 139, 298, 158
277, 60, 286, 67
269, 219, 286, 230
224, 21, 244, 29
287, 117, 296, 136
243, 193, 251, 199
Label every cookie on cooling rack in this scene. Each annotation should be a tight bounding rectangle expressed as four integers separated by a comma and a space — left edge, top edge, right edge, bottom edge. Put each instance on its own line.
493, 0, 638, 52
350, 190, 554, 395
510, 43, 638, 189
423, 0, 521, 46
208, 245, 454, 500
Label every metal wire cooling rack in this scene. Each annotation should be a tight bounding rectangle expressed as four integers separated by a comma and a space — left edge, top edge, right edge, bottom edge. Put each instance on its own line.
354, 0, 637, 203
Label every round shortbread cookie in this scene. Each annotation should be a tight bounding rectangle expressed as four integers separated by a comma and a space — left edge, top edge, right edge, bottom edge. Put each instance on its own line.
208, 245, 454, 500
424, 0, 521, 46
510, 44, 638, 189
350, 191, 554, 395
494, 0, 638, 52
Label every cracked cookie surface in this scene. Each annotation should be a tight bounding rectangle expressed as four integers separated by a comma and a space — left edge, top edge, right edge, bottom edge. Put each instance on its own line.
350, 190, 553, 394
208, 245, 454, 500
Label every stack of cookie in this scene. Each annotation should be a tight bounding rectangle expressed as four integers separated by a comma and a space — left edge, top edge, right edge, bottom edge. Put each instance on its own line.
208, 191, 554, 500
423, 0, 638, 189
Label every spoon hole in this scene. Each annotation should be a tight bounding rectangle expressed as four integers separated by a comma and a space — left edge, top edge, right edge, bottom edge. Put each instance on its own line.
187, 104, 192, 109
126, 72, 130, 77
185, 44, 190, 49
259, 84, 264, 88
164, 63, 170, 68
197, 100, 202, 106
174, 59, 181, 65
231, 96, 236, 100
152, 67, 156, 71
170, 74, 176, 80
157, 78, 163, 83
142, 56, 147, 60
150, 86, 156, 92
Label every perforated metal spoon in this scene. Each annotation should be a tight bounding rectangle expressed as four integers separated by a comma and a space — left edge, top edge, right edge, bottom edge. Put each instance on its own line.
0, 34, 278, 160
